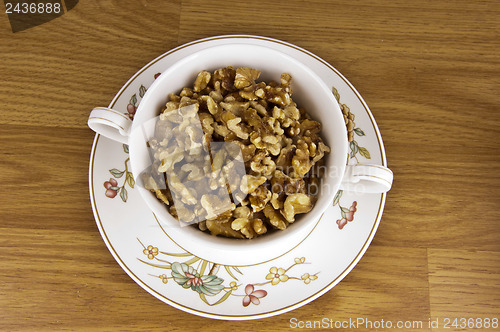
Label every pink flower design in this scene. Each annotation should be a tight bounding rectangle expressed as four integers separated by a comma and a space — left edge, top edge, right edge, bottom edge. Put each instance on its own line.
350, 201, 357, 212
345, 201, 357, 221
336, 218, 347, 229
242, 284, 267, 307
154, 72, 161, 79
126, 103, 137, 120
337, 201, 357, 229
104, 178, 118, 198
184, 273, 203, 287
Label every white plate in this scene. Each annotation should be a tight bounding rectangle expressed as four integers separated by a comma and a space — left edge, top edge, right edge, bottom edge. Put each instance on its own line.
89, 35, 388, 320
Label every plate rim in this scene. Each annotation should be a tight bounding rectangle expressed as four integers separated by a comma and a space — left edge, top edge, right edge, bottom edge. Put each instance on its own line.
88, 34, 388, 320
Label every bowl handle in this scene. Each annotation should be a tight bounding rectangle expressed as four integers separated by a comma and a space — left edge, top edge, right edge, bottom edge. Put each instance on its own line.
341, 164, 393, 193
87, 107, 131, 144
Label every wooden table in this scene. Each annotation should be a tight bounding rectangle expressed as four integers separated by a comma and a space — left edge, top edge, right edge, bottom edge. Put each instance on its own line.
1, 0, 499, 330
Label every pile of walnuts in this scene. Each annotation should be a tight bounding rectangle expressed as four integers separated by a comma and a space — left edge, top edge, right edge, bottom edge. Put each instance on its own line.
143, 67, 330, 239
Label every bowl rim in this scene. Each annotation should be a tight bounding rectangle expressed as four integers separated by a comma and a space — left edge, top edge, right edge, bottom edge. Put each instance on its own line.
128, 43, 348, 266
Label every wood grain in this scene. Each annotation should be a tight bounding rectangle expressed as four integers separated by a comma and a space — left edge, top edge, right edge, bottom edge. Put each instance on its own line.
1, 0, 499, 330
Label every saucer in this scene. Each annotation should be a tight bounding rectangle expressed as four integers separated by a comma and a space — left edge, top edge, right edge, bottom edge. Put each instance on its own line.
89, 35, 388, 320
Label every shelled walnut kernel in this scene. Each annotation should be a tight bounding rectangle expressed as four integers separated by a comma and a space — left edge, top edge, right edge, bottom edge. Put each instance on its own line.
144, 67, 331, 239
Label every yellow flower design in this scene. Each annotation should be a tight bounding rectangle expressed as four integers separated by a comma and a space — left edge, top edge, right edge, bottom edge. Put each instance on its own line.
143, 245, 159, 259
294, 257, 306, 264
266, 267, 289, 285
159, 274, 168, 284
301, 273, 318, 284
229, 281, 238, 291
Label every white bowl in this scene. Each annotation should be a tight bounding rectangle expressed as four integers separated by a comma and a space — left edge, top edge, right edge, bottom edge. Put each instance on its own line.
128, 44, 348, 266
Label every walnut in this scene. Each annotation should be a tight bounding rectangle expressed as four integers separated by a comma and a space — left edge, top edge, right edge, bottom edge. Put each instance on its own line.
250, 150, 276, 177
272, 106, 292, 127
286, 120, 301, 137
173, 200, 196, 224
234, 67, 261, 89
199, 112, 214, 135
263, 205, 288, 230
280, 72, 293, 94
250, 131, 281, 156
252, 218, 267, 235
291, 139, 313, 177
249, 100, 268, 117
282, 193, 313, 222
271, 170, 305, 195
300, 119, 321, 135
233, 141, 256, 162
270, 192, 283, 209
206, 209, 233, 223
213, 67, 236, 92
265, 116, 285, 135
227, 117, 249, 140
206, 96, 221, 115
231, 218, 257, 239
239, 82, 266, 101
206, 220, 245, 238
180, 87, 194, 98
312, 141, 331, 163
242, 107, 264, 129
198, 220, 208, 231
193, 70, 211, 92
240, 174, 267, 194
234, 206, 252, 219
220, 101, 250, 116
167, 93, 181, 102
200, 194, 235, 219
181, 164, 203, 181
157, 146, 184, 172
142, 172, 172, 206
169, 174, 197, 205
213, 123, 231, 137
256, 85, 292, 107
275, 142, 296, 169
249, 186, 271, 212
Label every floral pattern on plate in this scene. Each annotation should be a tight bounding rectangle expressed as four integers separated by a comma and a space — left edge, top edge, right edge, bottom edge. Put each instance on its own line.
137, 239, 319, 308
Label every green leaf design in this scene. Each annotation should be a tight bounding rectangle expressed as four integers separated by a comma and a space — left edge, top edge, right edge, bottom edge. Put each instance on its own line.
354, 128, 365, 136
350, 141, 359, 158
199, 275, 225, 295
109, 168, 125, 178
171, 262, 197, 288
332, 86, 341, 103
171, 262, 224, 295
139, 85, 147, 98
130, 94, 137, 106
123, 144, 129, 153
126, 172, 135, 188
341, 207, 350, 213
341, 209, 346, 219
358, 146, 371, 159
120, 187, 128, 202
332, 190, 343, 206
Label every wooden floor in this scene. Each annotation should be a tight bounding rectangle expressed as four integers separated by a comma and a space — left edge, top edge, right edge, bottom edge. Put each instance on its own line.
1, 0, 499, 330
